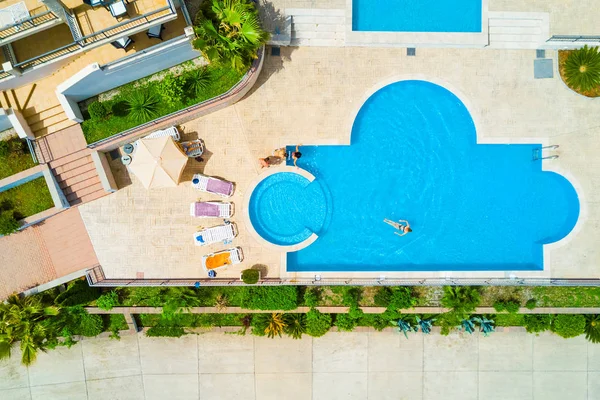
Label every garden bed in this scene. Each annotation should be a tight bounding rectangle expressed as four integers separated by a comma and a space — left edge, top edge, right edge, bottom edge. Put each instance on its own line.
80, 62, 244, 144
0, 137, 36, 180
558, 49, 600, 97
0, 177, 54, 219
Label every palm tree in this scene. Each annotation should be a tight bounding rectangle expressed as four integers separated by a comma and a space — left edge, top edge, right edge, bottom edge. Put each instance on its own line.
564, 45, 600, 92
584, 315, 600, 343
192, 0, 269, 72
0, 294, 59, 366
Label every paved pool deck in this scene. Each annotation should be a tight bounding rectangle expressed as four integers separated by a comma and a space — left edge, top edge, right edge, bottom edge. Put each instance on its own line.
0, 330, 599, 400
79, 46, 600, 282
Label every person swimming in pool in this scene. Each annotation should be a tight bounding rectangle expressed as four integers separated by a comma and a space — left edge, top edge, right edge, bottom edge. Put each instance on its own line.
292, 145, 302, 167
383, 218, 412, 236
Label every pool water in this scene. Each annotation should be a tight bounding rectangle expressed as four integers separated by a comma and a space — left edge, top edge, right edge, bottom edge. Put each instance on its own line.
352, 0, 482, 33
256, 80, 579, 272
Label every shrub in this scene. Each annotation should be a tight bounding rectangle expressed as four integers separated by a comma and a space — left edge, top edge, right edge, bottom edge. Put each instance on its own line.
493, 300, 520, 313
525, 299, 537, 310
283, 313, 306, 339
54, 280, 101, 307
305, 309, 332, 337
584, 315, 600, 343
0, 210, 19, 235
440, 286, 481, 314
303, 287, 320, 308
341, 287, 361, 307
125, 90, 160, 123
111, 100, 129, 117
160, 74, 185, 106
241, 269, 259, 284
551, 314, 586, 339
96, 291, 119, 310
438, 311, 463, 336
564, 45, 600, 92
252, 313, 285, 338
335, 313, 358, 332
77, 313, 104, 337
389, 287, 415, 310
239, 286, 298, 310
185, 67, 211, 97
523, 314, 552, 333
369, 314, 394, 331
87, 101, 109, 119
373, 287, 392, 307
146, 326, 185, 337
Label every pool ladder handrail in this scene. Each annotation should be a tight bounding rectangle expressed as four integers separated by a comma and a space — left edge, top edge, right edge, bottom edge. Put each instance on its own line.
532, 145, 559, 161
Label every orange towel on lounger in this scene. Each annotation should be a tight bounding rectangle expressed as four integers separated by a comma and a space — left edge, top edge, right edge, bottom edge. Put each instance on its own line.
206, 253, 231, 270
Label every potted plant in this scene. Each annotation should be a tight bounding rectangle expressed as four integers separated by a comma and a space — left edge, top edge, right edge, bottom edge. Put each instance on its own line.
241, 269, 260, 284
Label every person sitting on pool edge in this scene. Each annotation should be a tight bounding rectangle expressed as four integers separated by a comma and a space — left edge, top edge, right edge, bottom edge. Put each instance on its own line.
259, 156, 282, 168
292, 145, 302, 167
273, 148, 287, 158
383, 218, 412, 236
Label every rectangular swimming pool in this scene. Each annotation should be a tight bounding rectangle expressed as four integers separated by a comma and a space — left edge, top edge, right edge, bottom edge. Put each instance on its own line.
352, 0, 482, 33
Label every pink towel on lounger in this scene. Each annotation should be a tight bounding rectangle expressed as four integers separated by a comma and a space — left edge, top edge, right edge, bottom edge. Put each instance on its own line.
206, 179, 233, 195
194, 202, 219, 217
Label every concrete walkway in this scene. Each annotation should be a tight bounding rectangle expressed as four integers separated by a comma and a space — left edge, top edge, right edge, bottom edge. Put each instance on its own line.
0, 330, 598, 400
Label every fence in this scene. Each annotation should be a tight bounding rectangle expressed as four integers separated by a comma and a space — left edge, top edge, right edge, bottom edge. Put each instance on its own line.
0, 10, 59, 41
547, 35, 600, 43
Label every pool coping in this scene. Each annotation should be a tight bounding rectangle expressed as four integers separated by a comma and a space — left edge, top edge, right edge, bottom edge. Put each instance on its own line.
345, 0, 489, 48
241, 166, 319, 255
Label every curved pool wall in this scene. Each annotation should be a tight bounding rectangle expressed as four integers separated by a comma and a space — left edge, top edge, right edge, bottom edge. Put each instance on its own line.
248, 170, 328, 247
283, 80, 580, 272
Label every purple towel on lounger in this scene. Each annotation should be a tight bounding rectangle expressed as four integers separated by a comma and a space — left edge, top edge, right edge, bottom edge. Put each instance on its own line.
194, 202, 219, 217
206, 179, 232, 195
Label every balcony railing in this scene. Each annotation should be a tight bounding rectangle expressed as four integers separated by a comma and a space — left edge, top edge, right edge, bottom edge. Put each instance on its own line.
0, 10, 60, 41
11, 0, 177, 73
547, 35, 600, 42
0, 70, 10, 80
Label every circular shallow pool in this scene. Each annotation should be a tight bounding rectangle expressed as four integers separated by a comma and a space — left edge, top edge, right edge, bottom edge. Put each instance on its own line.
248, 172, 328, 246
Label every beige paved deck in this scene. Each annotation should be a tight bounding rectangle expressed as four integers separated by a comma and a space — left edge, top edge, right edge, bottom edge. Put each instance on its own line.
79, 46, 600, 282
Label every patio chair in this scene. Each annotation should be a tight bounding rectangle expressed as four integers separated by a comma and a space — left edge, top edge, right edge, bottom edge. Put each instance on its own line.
192, 174, 234, 197
194, 222, 238, 246
190, 201, 234, 218
201, 247, 244, 271
144, 126, 180, 141
180, 139, 204, 157
147, 24, 165, 40
109, 0, 128, 19
111, 36, 133, 50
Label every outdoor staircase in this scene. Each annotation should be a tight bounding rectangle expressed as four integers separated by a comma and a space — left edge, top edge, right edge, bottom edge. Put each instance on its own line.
24, 104, 77, 137
49, 150, 106, 205
487, 12, 550, 49
287, 8, 345, 47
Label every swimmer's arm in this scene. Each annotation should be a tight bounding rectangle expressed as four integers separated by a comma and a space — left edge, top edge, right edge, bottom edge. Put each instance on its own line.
394, 231, 407, 237
398, 220, 408, 224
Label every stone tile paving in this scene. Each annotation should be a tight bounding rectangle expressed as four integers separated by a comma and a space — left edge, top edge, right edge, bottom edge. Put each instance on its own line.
0, 331, 596, 399
79, 46, 600, 281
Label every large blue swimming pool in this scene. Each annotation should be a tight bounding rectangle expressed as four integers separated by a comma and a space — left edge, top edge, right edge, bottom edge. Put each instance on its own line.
249, 80, 579, 272
352, 0, 482, 33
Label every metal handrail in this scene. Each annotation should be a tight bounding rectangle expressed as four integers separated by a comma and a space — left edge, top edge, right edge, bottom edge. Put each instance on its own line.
0, 10, 58, 40
25, 138, 38, 164
12, 2, 176, 71
0, 70, 10, 80
548, 35, 600, 42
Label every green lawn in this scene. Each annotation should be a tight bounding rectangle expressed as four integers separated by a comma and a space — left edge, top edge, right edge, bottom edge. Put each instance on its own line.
0, 177, 54, 218
0, 137, 36, 180
81, 65, 244, 144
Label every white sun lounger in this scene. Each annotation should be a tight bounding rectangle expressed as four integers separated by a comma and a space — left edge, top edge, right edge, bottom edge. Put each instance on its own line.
194, 223, 238, 246
201, 247, 244, 271
192, 174, 234, 197
144, 126, 181, 141
190, 201, 234, 218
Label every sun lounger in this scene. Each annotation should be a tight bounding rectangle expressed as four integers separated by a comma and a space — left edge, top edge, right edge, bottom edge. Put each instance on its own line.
201, 247, 244, 271
180, 139, 204, 157
190, 201, 234, 218
192, 174, 234, 197
144, 126, 181, 141
194, 223, 238, 246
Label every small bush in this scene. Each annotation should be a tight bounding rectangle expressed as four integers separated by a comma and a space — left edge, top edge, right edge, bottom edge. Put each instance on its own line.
252, 313, 285, 338
441, 286, 481, 314
493, 300, 520, 313
185, 67, 211, 97
88, 101, 109, 119
111, 100, 129, 117
564, 45, 600, 92
77, 313, 104, 337
305, 309, 332, 337
335, 313, 358, 332
0, 210, 19, 235
303, 287, 320, 308
160, 75, 185, 106
283, 313, 306, 339
551, 314, 586, 339
239, 286, 298, 310
341, 287, 361, 307
373, 287, 392, 307
96, 291, 119, 310
584, 315, 600, 343
146, 326, 185, 337
525, 299, 537, 310
55, 280, 101, 306
523, 314, 552, 333
241, 269, 259, 284
0, 140, 8, 157
125, 90, 160, 123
